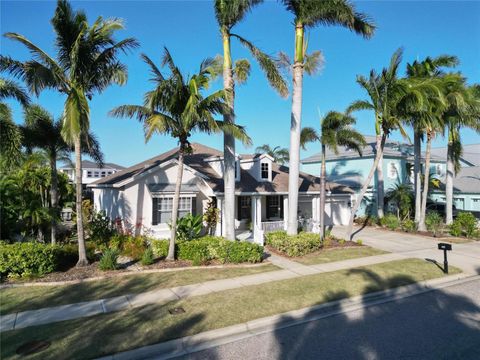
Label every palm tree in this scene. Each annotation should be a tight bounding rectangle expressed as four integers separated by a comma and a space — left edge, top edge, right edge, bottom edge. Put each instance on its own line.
300, 111, 365, 242
110, 48, 251, 260
0, 0, 137, 266
385, 183, 413, 220
442, 79, 480, 224
346, 49, 421, 240
0, 77, 30, 168
280, 0, 375, 235
214, 0, 288, 241
255, 144, 289, 165
21, 104, 103, 244
405, 55, 458, 225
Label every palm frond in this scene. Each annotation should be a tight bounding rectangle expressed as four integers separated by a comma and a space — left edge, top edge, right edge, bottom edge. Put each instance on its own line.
300, 127, 319, 149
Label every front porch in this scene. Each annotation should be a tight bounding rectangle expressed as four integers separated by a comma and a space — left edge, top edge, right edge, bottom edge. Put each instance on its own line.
216, 194, 323, 244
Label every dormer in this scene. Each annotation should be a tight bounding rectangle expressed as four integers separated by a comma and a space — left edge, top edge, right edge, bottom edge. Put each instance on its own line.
259, 155, 273, 182
205, 155, 241, 181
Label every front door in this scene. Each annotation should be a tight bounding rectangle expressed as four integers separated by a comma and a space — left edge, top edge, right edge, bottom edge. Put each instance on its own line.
237, 196, 252, 220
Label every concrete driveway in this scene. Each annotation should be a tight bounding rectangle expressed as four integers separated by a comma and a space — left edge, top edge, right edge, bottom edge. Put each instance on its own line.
332, 225, 480, 275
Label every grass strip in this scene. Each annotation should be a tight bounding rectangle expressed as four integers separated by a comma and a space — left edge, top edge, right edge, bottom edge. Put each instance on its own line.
295, 246, 388, 265
1, 259, 460, 360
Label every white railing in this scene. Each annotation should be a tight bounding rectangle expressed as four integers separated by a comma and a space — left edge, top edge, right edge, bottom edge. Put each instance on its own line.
261, 220, 285, 233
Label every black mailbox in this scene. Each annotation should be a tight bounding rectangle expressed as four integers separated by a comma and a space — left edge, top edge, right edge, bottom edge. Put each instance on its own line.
438, 243, 452, 251
438, 243, 452, 273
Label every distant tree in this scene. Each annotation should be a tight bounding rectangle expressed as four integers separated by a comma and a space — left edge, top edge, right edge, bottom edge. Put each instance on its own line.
110, 48, 251, 260
255, 144, 289, 165
300, 111, 365, 242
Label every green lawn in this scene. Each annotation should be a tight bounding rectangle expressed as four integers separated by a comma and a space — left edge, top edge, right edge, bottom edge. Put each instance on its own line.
1, 259, 460, 360
0, 264, 278, 315
295, 246, 388, 265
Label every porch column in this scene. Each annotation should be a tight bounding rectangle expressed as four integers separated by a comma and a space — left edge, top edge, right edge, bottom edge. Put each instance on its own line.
215, 196, 224, 237
312, 195, 321, 234
252, 195, 264, 244
283, 196, 288, 231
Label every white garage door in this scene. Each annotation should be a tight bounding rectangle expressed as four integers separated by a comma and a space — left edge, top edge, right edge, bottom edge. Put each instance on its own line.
324, 198, 350, 226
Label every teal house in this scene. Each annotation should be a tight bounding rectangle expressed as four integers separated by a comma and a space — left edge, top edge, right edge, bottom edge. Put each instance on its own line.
301, 136, 480, 217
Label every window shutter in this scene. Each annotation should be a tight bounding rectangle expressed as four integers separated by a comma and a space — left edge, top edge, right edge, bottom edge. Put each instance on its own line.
152, 198, 158, 225
191, 197, 197, 216
280, 196, 284, 219
237, 196, 242, 220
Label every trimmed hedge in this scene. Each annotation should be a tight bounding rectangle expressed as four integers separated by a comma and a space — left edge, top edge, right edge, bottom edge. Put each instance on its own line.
150, 236, 264, 266
0, 242, 61, 278
265, 231, 320, 257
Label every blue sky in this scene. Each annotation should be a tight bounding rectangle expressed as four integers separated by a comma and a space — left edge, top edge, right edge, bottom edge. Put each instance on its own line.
1, 0, 479, 167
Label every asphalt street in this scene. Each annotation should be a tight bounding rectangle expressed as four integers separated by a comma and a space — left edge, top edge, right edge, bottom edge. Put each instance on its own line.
177, 277, 480, 360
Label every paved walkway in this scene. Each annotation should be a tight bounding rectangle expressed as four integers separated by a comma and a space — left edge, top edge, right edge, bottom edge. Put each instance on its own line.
2, 226, 478, 332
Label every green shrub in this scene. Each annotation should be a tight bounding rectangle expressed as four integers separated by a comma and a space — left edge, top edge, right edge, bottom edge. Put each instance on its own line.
265, 231, 319, 257
109, 234, 147, 260
177, 237, 216, 265
449, 221, 462, 237
88, 211, 115, 246
151, 239, 169, 258
0, 242, 61, 278
453, 212, 477, 237
401, 219, 416, 233
140, 247, 154, 266
356, 239, 363, 246
338, 238, 346, 246
99, 248, 119, 271
381, 213, 400, 230
175, 214, 203, 241
207, 238, 263, 264
425, 211, 443, 237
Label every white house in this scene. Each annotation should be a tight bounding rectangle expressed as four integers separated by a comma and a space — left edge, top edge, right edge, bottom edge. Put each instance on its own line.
60, 160, 125, 185
88, 143, 353, 244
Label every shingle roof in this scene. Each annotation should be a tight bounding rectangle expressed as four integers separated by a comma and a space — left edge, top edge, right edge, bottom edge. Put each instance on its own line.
90, 143, 352, 194
436, 166, 480, 194
302, 135, 445, 164
431, 144, 480, 167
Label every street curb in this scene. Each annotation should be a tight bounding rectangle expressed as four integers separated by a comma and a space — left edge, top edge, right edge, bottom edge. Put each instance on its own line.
95, 273, 478, 360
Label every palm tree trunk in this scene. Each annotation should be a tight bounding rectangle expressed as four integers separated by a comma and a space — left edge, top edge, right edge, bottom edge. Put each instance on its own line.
75, 137, 88, 267
445, 128, 454, 225
222, 28, 236, 241
167, 146, 185, 260
287, 23, 304, 236
50, 152, 59, 245
376, 134, 385, 218
319, 143, 326, 243
418, 131, 432, 232
347, 133, 386, 240
413, 130, 422, 224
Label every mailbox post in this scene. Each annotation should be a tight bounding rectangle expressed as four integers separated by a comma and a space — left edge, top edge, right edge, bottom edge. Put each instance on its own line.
437, 243, 452, 274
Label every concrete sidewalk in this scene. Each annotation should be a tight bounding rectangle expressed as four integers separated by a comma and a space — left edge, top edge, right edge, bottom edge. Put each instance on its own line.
0, 251, 403, 332
332, 225, 480, 275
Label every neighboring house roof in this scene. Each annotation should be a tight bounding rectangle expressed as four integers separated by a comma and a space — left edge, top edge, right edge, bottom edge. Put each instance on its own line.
89, 143, 352, 194
61, 160, 125, 170
431, 144, 480, 167
436, 166, 480, 194
302, 135, 445, 164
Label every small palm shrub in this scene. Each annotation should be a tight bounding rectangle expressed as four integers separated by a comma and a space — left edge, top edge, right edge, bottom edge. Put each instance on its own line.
140, 247, 154, 266
99, 248, 119, 271
401, 219, 416, 233
425, 211, 443, 237
382, 214, 400, 230
175, 214, 203, 241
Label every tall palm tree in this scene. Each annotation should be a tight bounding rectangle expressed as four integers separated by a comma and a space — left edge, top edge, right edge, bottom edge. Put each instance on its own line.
441, 78, 480, 224
0, 0, 137, 266
110, 48, 251, 260
405, 55, 458, 224
300, 111, 365, 242
214, 0, 288, 240
280, 0, 375, 235
21, 104, 103, 244
0, 77, 30, 167
346, 49, 422, 240
255, 144, 289, 164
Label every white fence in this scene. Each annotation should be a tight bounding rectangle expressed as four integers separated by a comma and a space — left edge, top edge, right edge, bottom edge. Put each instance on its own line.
261, 221, 285, 233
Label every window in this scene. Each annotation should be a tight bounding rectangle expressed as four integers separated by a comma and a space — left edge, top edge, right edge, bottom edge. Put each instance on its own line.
261, 162, 269, 180
237, 196, 251, 220
87, 171, 93, 178
436, 164, 444, 176
94, 171, 100, 177
101, 171, 106, 177
267, 196, 283, 219
154, 197, 194, 224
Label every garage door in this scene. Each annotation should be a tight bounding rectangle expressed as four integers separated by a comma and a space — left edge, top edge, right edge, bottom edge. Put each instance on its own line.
324, 198, 350, 226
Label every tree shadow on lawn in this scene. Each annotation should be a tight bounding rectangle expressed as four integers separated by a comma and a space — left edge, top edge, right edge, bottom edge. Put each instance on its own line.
184, 269, 480, 360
